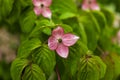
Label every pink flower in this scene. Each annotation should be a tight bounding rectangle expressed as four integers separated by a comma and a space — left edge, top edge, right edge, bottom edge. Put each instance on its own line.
32, 0, 52, 18
82, 0, 100, 11
48, 27, 79, 58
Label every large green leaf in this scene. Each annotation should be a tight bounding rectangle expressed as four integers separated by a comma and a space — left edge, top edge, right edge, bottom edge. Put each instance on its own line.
101, 54, 115, 80
110, 53, 120, 79
29, 19, 53, 38
77, 55, 106, 80
0, 0, 14, 18
62, 17, 87, 45
19, 10, 37, 33
22, 64, 46, 80
20, 0, 32, 7
18, 38, 41, 58
60, 41, 87, 80
51, 0, 77, 14
79, 11, 100, 51
33, 45, 56, 78
101, 8, 114, 27
91, 11, 107, 30
11, 58, 29, 80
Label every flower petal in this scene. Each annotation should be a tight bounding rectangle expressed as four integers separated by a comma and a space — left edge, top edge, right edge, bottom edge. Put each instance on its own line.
42, 7, 52, 18
62, 33, 79, 46
33, 0, 41, 7
48, 36, 58, 50
56, 44, 69, 58
90, 3, 100, 10
34, 7, 42, 16
52, 27, 64, 39
82, 0, 89, 10
42, 0, 52, 7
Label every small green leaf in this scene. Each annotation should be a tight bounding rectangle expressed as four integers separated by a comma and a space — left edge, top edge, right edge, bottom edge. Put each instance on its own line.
43, 27, 51, 35
18, 38, 41, 58
11, 58, 29, 80
22, 64, 46, 80
60, 24, 73, 33
60, 12, 76, 20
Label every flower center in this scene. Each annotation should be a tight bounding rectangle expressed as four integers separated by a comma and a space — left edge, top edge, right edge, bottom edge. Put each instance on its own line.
58, 39, 62, 43
41, 4, 44, 8
88, 0, 92, 4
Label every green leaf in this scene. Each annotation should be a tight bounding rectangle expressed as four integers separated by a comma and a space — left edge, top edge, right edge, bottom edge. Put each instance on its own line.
93, 56, 106, 78
60, 41, 86, 80
18, 38, 41, 58
43, 27, 51, 35
101, 54, 115, 80
20, 0, 32, 7
60, 24, 73, 33
91, 11, 107, 29
51, 0, 77, 14
0, 0, 14, 18
110, 53, 120, 79
33, 45, 56, 77
29, 19, 53, 38
62, 17, 87, 45
77, 55, 106, 80
19, 10, 37, 33
60, 12, 76, 20
22, 64, 46, 80
79, 12, 100, 51
6, 0, 21, 25
101, 8, 114, 27
11, 58, 29, 80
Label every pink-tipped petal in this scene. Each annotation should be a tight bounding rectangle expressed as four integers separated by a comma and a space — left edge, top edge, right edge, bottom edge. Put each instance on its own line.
33, 0, 41, 7
42, 0, 52, 7
42, 7, 52, 18
82, 4, 89, 10
90, 3, 100, 10
48, 36, 58, 50
56, 44, 69, 58
82, 0, 89, 10
34, 7, 42, 16
52, 27, 64, 39
62, 34, 79, 46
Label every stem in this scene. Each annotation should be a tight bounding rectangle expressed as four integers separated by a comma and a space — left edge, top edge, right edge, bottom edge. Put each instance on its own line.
97, 46, 105, 55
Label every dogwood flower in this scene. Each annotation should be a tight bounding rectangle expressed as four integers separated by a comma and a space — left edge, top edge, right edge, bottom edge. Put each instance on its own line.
82, 0, 100, 11
32, 0, 52, 18
48, 27, 79, 58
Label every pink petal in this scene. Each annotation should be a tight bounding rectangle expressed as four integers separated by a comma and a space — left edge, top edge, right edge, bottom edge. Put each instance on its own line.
90, 3, 100, 10
42, 0, 52, 7
82, 0, 90, 10
42, 7, 52, 18
56, 44, 69, 58
34, 7, 42, 16
48, 36, 58, 50
82, 3, 89, 10
52, 27, 64, 39
62, 33, 79, 46
32, 0, 41, 7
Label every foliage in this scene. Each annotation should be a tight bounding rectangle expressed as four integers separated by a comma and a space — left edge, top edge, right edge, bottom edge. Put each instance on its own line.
0, 0, 120, 80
